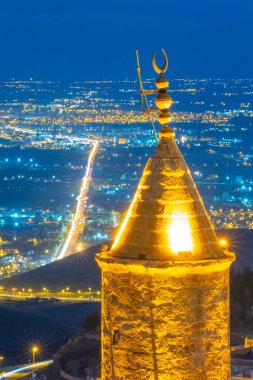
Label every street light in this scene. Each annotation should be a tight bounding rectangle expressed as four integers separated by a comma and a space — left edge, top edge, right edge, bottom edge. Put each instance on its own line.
0, 356, 4, 370
31, 346, 39, 363
31, 346, 39, 380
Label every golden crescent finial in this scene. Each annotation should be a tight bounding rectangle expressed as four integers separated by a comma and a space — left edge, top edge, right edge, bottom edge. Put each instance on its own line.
152, 49, 168, 74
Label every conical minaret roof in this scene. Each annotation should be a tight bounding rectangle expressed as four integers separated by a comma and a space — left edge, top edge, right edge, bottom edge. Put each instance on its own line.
110, 127, 224, 261
107, 50, 226, 262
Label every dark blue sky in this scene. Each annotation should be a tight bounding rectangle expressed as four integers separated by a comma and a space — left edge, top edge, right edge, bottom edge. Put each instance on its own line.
0, 0, 252, 80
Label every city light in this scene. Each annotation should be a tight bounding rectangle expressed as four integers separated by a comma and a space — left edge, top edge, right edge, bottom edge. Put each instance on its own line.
0, 80, 252, 281
77, 243, 83, 252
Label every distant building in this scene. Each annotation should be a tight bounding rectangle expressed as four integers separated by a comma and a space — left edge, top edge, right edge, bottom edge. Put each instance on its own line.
245, 336, 253, 348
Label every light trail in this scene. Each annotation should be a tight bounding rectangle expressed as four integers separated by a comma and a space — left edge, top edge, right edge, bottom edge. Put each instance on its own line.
57, 140, 99, 259
0, 359, 53, 379
0, 293, 101, 302
3, 124, 99, 260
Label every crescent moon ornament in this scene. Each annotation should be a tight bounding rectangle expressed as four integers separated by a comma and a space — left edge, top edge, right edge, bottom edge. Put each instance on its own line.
152, 49, 168, 74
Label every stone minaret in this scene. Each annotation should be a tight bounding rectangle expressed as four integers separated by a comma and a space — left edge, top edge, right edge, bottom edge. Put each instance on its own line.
96, 51, 235, 380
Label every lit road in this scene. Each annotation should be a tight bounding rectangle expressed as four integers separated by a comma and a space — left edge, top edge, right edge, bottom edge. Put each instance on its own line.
57, 140, 99, 259
0, 360, 53, 379
0, 293, 101, 302
3, 124, 99, 260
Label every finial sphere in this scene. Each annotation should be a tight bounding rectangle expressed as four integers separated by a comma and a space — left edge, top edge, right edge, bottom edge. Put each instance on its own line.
158, 110, 172, 125
152, 49, 168, 74
155, 74, 169, 89
155, 93, 172, 110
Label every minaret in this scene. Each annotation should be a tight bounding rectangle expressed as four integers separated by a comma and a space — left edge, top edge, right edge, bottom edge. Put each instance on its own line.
96, 51, 235, 380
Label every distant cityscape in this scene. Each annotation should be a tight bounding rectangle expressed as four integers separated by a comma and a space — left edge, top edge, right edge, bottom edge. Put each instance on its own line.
0, 78, 253, 279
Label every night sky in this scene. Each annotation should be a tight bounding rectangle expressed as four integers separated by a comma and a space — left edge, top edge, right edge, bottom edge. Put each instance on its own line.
0, 0, 252, 80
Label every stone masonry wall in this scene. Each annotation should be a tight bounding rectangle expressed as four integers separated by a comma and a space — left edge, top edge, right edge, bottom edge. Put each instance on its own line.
100, 261, 231, 380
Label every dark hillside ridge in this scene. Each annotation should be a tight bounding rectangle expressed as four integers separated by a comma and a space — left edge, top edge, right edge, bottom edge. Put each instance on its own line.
1, 230, 253, 291
1, 244, 101, 291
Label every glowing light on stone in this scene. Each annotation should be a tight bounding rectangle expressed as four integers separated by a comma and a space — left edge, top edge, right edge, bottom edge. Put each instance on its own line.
112, 187, 139, 249
220, 239, 228, 247
169, 215, 193, 254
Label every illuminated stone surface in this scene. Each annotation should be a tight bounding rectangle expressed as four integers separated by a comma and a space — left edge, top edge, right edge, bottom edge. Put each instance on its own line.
110, 129, 225, 261
97, 129, 235, 379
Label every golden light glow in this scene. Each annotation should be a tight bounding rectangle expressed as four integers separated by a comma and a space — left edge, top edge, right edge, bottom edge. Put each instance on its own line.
220, 239, 228, 247
31, 345, 39, 364
112, 186, 140, 249
168, 214, 193, 254
77, 243, 83, 252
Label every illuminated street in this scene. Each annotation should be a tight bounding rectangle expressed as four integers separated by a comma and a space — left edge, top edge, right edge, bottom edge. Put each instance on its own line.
57, 140, 99, 259
0, 360, 53, 379
0, 291, 101, 302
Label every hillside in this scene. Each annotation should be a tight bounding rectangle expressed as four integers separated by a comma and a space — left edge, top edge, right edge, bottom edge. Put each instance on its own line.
0, 244, 101, 292
1, 229, 253, 292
